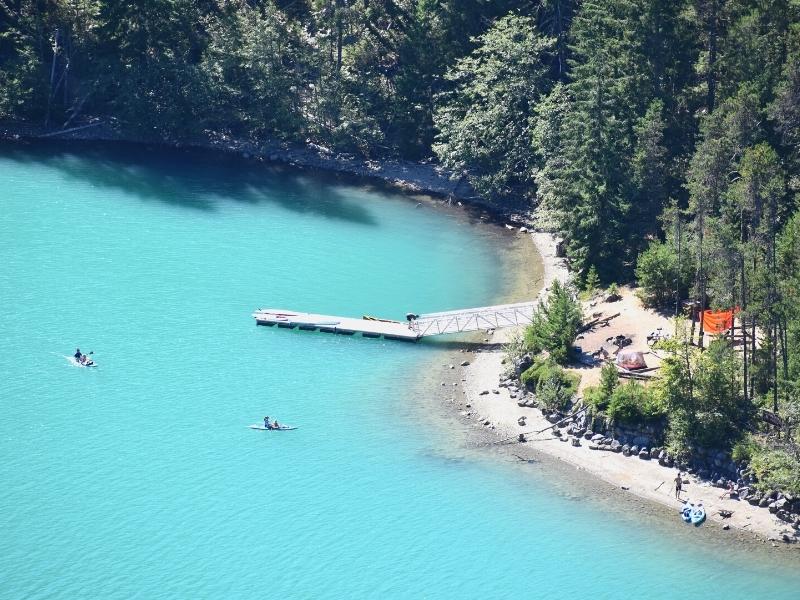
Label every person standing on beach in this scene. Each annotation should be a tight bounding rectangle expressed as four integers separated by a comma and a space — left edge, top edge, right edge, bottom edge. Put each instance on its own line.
674, 473, 683, 498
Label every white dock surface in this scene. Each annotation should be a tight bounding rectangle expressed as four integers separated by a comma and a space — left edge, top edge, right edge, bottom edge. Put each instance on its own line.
252, 309, 420, 340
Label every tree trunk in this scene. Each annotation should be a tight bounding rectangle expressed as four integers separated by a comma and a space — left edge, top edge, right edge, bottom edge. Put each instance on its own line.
45, 28, 59, 128
780, 317, 789, 381
675, 212, 682, 326
697, 212, 706, 348
772, 323, 779, 414
740, 248, 749, 405
335, 0, 343, 74
707, 0, 718, 112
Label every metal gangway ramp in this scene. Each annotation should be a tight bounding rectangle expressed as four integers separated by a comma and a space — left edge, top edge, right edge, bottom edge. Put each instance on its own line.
410, 301, 537, 337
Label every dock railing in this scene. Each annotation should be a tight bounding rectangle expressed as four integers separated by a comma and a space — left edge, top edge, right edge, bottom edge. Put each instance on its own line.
410, 301, 537, 337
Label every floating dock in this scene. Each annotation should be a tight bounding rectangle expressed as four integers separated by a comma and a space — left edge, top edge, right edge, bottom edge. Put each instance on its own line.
252, 309, 420, 340
252, 301, 538, 341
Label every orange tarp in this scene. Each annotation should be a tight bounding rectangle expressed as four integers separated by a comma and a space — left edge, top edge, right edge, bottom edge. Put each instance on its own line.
701, 308, 738, 334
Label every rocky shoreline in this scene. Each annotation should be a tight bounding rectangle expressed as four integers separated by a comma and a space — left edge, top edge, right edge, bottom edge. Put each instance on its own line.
0, 119, 531, 222
451, 232, 800, 551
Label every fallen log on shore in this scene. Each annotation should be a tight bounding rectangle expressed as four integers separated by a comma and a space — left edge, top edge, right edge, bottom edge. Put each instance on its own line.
578, 312, 621, 333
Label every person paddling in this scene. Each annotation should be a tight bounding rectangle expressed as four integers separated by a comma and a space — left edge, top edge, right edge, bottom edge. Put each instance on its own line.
264, 416, 271, 429
74, 348, 83, 362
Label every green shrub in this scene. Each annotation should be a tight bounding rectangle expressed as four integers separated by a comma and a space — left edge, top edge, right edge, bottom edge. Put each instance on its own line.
584, 385, 607, 411
537, 370, 581, 411
584, 265, 600, 292
520, 357, 574, 391
606, 381, 665, 424
731, 437, 758, 462
635, 241, 677, 307
520, 356, 554, 390
520, 357, 579, 411
750, 447, 800, 495
584, 363, 619, 412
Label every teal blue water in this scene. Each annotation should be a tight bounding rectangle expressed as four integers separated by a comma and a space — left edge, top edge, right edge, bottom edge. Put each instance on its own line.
1, 142, 798, 599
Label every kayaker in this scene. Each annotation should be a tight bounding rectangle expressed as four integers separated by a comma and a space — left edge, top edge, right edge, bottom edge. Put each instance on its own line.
264, 416, 271, 429
74, 348, 83, 361
272, 419, 280, 429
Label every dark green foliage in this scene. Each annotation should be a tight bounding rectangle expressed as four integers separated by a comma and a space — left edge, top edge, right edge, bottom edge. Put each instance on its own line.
537, 369, 580, 411
433, 15, 553, 201
583, 265, 600, 292
635, 239, 693, 308
606, 381, 664, 424
749, 448, 800, 495
657, 333, 753, 453
520, 357, 580, 411
584, 362, 618, 411
523, 279, 582, 364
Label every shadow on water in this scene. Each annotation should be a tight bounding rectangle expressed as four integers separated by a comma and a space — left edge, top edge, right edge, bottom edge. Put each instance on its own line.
0, 140, 377, 225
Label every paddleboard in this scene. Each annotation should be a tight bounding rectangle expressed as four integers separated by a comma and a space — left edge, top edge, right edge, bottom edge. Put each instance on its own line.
248, 424, 297, 431
65, 355, 97, 368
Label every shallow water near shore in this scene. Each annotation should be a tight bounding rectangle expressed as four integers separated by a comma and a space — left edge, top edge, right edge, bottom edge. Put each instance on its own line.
1, 141, 799, 599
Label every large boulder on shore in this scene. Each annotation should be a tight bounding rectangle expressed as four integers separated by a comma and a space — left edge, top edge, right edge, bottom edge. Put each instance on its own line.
622, 444, 632, 457
513, 353, 534, 378
638, 448, 651, 460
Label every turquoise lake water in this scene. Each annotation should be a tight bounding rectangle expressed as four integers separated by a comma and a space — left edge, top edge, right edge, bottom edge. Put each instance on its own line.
1, 142, 799, 599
